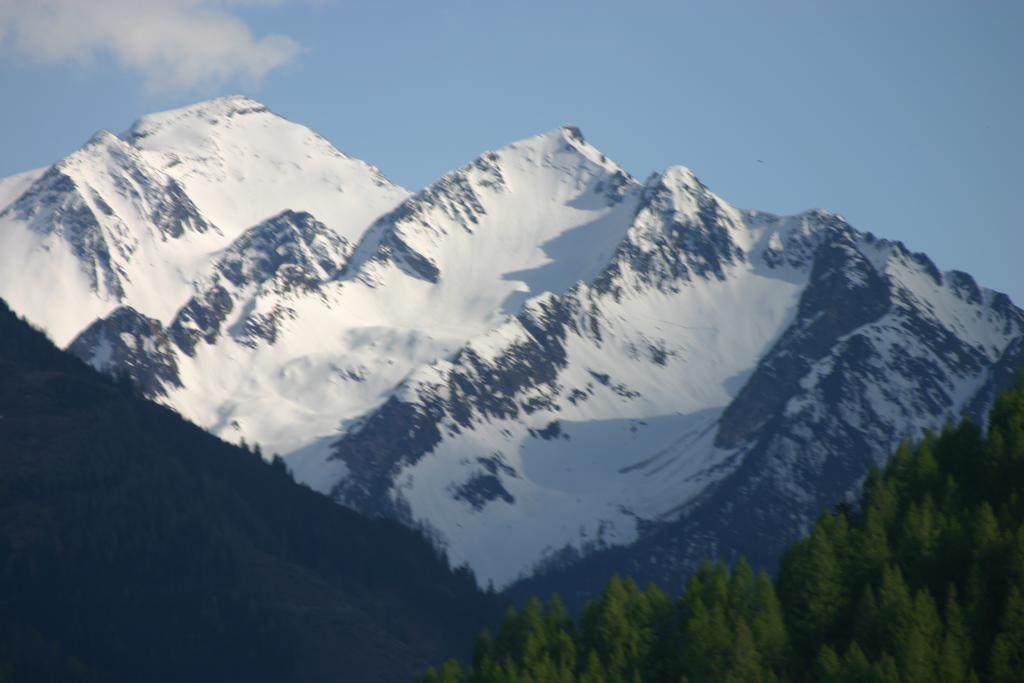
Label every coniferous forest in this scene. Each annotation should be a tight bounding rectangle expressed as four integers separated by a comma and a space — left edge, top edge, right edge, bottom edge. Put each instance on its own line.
0, 300, 499, 683
420, 378, 1024, 683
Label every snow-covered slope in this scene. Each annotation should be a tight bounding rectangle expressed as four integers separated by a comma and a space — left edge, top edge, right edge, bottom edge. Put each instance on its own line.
324, 172, 1024, 587
67, 122, 643, 461
324, 169, 811, 584
0, 96, 407, 345
0, 131, 217, 342
2, 99, 1021, 594
505, 230, 1024, 601
0, 167, 46, 210
124, 97, 405, 239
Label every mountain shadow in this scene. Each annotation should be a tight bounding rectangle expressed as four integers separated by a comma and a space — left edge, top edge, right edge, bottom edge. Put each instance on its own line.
0, 299, 500, 683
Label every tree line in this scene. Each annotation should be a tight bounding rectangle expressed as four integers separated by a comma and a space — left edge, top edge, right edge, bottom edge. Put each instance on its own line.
421, 376, 1024, 682
0, 299, 497, 682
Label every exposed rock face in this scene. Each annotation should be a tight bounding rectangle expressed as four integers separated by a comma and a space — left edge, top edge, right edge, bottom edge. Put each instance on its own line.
68, 306, 182, 397
327, 168, 1024, 588
170, 209, 352, 354
0, 96, 408, 346
69, 209, 353, 394
1, 133, 214, 302
2, 98, 1021, 596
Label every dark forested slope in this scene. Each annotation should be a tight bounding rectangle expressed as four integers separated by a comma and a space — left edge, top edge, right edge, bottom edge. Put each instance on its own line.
0, 300, 498, 683
423, 376, 1024, 682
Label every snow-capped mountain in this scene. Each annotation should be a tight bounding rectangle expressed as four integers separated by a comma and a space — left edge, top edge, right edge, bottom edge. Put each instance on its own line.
1, 98, 1020, 593
0, 96, 408, 345
325, 168, 1024, 587
17, 104, 644, 461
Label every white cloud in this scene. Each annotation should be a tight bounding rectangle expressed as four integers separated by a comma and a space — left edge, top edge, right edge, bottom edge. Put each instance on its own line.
0, 0, 301, 90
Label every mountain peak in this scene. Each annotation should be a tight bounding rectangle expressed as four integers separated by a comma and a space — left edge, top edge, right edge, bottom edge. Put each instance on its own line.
170, 94, 268, 114
53, 128, 137, 175
490, 125, 627, 181
344, 123, 640, 288
112, 97, 409, 241
639, 164, 734, 226
83, 129, 122, 148
658, 164, 701, 190
560, 124, 585, 143
123, 95, 273, 144
4, 101, 1022, 599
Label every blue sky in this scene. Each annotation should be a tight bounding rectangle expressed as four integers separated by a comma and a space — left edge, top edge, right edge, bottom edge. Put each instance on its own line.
1, 0, 1020, 303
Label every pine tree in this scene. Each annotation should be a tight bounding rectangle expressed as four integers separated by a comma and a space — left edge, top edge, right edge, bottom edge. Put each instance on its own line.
840, 642, 872, 683
939, 587, 972, 683
729, 558, 756, 618
991, 587, 1024, 683
853, 586, 881, 654
425, 377, 1024, 683
518, 598, 547, 670
909, 437, 940, 498
897, 496, 940, 583
493, 606, 521, 664
876, 565, 914, 658
750, 572, 787, 673
470, 631, 496, 683
680, 597, 731, 682
438, 659, 463, 683
816, 644, 841, 682
723, 619, 763, 683
967, 504, 1003, 651
578, 651, 606, 683
1007, 525, 1024, 590
850, 502, 891, 588
901, 590, 941, 683
873, 654, 901, 683
779, 518, 846, 652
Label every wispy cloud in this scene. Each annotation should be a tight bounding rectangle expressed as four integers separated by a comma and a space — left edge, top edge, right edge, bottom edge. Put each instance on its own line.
0, 0, 301, 91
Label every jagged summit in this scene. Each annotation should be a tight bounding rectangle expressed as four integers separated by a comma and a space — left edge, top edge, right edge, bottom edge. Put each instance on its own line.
56, 128, 142, 176
82, 128, 122, 147
0, 97, 408, 344
492, 124, 629, 179
657, 164, 702, 190
340, 122, 641, 310
560, 123, 585, 141
0, 98, 1020, 597
37, 106, 650, 468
